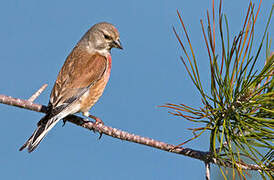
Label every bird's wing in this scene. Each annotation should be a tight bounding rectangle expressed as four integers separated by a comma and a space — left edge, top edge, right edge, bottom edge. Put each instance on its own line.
49, 47, 107, 113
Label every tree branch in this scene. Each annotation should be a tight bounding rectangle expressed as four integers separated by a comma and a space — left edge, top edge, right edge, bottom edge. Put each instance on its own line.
28, 84, 48, 102
0, 91, 270, 172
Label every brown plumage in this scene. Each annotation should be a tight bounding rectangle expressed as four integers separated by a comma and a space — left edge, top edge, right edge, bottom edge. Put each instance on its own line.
50, 47, 108, 110
20, 22, 122, 153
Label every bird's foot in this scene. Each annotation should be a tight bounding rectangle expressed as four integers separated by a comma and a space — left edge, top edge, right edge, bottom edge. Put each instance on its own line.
88, 114, 104, 139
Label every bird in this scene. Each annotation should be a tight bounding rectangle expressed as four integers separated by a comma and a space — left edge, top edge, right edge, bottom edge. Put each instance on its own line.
19, 22, 123, 153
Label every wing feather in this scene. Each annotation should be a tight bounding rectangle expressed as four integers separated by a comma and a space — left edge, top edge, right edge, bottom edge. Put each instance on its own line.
49, 46, 107, 111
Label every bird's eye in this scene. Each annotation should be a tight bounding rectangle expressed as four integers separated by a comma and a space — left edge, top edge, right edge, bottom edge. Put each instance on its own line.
104, 34, 112, 40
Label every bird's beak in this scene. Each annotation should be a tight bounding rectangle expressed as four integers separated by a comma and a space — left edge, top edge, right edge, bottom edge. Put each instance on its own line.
113, 39, 123, 50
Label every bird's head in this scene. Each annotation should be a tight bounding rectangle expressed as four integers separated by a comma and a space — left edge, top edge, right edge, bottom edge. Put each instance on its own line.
80, 22, 123, 55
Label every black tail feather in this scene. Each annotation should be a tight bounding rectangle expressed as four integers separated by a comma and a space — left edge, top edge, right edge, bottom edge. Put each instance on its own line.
19, 114, 54, 153
19, 124, 46, 152
20, 103, 69, 153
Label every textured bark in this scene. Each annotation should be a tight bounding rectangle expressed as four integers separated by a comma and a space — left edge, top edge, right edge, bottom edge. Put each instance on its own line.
0, 93, 269, 172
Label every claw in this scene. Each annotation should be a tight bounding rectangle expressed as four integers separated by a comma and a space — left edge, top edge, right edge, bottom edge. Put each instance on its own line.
88, 115, 104, 139
82, 112, 104, 139
98, 132, 103, 139
62, 119, 67, 127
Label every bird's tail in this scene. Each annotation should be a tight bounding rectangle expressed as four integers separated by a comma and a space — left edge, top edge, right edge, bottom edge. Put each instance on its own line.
19, 114, 62, 153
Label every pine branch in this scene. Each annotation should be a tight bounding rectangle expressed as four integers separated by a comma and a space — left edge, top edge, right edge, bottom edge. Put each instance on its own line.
0, 85, 271, 172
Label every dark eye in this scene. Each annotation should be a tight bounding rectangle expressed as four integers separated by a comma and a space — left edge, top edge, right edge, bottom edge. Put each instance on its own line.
104, 34, 112, 40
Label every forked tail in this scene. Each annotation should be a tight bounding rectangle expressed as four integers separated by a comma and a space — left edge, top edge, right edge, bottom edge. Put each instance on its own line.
19, 114, 61, 153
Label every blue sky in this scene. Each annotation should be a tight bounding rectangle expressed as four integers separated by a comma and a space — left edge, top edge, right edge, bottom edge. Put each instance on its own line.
0, 0, 272, 179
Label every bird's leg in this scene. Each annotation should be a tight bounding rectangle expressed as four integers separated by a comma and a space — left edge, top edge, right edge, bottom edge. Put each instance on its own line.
88, 114, 104, 125
88, 114, 104, 139
83, 112, 104, 139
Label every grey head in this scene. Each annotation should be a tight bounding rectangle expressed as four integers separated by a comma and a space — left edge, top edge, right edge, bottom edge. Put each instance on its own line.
78, 22, 123, 54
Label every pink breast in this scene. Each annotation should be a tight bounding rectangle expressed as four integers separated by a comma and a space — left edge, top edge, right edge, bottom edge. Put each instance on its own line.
105, 54, 112, 80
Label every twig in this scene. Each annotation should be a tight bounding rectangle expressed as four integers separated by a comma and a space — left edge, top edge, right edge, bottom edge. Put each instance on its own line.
205, 162, 211, 180
0, 93, 270, 172
28, 84, 48, 102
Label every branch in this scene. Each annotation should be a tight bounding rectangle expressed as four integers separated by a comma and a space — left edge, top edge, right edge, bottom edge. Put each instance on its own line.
0, 93, 207, 160
0, 89, 270, 172
28, 84, 48, 102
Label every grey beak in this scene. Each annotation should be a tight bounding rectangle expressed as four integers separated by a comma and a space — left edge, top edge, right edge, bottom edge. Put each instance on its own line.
113, 39, 123, 49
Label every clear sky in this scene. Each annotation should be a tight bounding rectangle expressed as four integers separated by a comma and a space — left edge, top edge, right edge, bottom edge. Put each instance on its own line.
0, 0, 272, 179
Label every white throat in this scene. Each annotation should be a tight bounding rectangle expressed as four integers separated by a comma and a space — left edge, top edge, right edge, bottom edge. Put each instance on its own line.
86, 42, 110, 57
